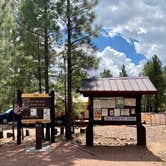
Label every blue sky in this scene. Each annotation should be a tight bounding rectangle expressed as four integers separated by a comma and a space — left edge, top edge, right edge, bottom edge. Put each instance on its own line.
93, 30, 145, 65
92, 0, 166, 76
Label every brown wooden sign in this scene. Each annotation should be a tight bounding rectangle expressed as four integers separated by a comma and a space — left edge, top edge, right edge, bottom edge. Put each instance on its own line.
21, 93, 51, 124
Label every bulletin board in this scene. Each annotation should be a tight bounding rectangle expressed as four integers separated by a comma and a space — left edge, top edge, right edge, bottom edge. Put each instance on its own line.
21, 93, 51, 124
93, 97, 136, 122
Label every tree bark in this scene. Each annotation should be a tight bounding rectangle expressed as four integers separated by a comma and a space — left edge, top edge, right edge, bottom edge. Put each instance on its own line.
44, 0, 49, 94
65, 0, 72, 140
37, 35, 42, 93
44, 0, 50, 141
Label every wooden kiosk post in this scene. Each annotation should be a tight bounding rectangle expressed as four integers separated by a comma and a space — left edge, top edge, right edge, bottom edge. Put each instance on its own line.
16, 90, 22, 145
36, 122, 43, 149
50, 91, 55, 143
86, 96, 94, 146
136, 95, 146, 145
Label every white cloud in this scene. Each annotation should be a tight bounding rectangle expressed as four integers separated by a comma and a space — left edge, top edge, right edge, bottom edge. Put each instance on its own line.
97, 46, 144, 77
95, 0, 166, 65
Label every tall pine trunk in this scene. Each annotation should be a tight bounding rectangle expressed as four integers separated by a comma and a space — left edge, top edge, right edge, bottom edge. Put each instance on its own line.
65, 0, 72, 140
44, 0, 50, 140
44, 0, 49, 94
37, 35, 42, 93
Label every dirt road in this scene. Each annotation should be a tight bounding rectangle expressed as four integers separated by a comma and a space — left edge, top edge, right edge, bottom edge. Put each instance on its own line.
0, 125, 166, 166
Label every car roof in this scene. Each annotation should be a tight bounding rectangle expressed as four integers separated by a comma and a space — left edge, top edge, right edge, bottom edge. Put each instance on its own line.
5, 108, 13, 113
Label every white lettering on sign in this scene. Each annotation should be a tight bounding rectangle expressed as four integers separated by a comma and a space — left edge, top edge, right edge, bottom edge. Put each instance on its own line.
104, 116, 136, 121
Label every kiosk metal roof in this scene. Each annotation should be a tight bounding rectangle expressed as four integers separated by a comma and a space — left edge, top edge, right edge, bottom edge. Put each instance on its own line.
79, 77, 157, 96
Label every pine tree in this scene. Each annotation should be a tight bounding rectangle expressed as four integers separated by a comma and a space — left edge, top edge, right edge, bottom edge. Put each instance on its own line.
55, 0, 100, 140
119, 64, 128, 77
143, 55, 165, 112
100, 69, 112, 78
0, 0, 18, 111
17, 0, 60, 93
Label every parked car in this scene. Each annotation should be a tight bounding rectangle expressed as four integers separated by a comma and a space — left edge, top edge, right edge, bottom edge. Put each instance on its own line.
0, 108, 14, 124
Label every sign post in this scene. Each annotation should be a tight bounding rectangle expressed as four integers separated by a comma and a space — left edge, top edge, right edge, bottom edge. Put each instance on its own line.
86, 97, 94, 146
136, 95, 146, 146
50, 91, 55, 143
16, 90, 22, 145
36, 122, 43, 149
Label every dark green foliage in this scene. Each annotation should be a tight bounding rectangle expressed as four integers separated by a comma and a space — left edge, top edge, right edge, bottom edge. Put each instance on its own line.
0, 0, 99, 116
119, 64, 128, 77
0, 0, 17, 112
100, 69, 112, 78
143, 55, 166, 112
0, 0, 60, 111
18, 0, 60, 93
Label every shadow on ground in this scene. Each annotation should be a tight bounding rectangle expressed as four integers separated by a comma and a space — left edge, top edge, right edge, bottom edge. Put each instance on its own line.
83, 144, 162, 162
0, 139, 163, 166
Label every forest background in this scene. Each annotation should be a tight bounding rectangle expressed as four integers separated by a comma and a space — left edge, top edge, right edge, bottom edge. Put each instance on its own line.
0, 0, 166, 119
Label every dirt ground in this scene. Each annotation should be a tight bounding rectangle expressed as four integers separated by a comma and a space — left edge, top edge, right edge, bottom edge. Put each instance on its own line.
0, 125, 166, 166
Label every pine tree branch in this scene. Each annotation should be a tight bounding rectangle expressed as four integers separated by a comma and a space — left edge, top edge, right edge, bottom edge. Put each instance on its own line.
16, 18, 45, 39
71, 35, 88, 45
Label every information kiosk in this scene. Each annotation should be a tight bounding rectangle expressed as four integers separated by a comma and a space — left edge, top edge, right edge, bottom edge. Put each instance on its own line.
79, 77, 157, 146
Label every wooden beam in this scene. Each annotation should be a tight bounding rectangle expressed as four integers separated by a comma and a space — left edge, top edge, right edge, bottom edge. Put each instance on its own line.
50, 91, 55, 143
86, 96, 94, 146
16, 90, 22, 145
136, 95, 146, 146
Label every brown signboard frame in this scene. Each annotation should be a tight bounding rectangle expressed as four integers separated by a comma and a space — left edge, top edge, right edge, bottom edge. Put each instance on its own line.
21, 93, 51, 124
16, 91, 55, 145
